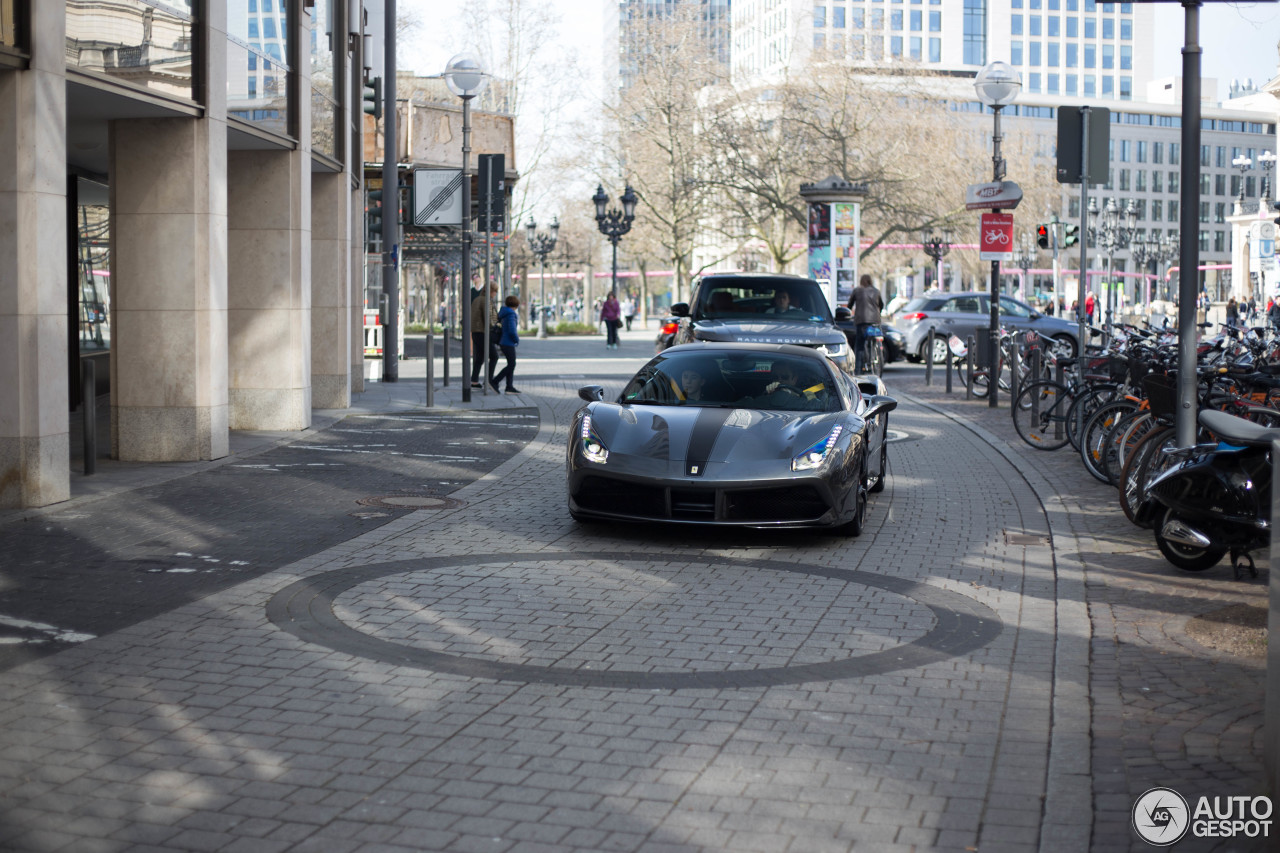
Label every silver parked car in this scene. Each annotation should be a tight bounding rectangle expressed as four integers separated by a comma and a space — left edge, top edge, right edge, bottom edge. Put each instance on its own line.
896, 291, 1081, 363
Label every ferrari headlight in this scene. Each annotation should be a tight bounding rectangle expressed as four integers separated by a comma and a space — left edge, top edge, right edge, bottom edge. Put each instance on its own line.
579, 414, 609, 464
792, 425, 843, 472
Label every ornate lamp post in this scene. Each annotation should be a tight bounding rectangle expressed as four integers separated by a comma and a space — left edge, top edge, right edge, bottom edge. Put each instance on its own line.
1010, 233, 1037, 302
1233, 154, 1253, 208
526, 216, 559, 339
1087, 196, 1138, 330
920, 228, 952, 292
975, 60, 1021, 408
444, 52, 488, 403
592, 184, 638, 298
1259, 151, 1277, 201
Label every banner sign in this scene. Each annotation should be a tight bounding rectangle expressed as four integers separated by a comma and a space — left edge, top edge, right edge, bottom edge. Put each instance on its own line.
979, 212, 1015, 261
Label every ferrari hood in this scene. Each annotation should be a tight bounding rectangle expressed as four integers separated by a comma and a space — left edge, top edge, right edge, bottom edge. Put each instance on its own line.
585, 403, 850, 469
691, 319, 845, 347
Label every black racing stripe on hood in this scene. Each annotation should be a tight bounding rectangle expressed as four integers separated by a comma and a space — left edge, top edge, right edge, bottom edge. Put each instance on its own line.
684, 408, 734, 476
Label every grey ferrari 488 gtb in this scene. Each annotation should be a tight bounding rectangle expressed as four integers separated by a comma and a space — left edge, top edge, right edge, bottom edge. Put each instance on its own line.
567, 342, 897, 535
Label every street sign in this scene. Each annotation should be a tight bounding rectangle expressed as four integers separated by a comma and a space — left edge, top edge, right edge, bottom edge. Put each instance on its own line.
413, 168, 462, 226
965, 181, 1023, 211
979, 212, 1015, 261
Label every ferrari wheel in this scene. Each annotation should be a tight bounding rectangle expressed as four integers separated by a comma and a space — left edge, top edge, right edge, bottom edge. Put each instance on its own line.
838, 454, 869, 537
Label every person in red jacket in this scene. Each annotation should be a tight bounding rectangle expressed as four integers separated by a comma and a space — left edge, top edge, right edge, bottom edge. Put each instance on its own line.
601, 292, 622, 350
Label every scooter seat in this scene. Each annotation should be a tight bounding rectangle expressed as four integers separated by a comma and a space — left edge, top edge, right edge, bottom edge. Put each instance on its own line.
1199, 408, 1280, 447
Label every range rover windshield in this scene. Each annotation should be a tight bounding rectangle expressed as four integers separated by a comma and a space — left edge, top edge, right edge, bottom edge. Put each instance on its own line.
695, 278, 833, 324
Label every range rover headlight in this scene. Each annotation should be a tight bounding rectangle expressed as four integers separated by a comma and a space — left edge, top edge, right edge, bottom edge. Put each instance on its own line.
820, 342, 847, 358
792, 425, 843, 471
579, 414, 609, 464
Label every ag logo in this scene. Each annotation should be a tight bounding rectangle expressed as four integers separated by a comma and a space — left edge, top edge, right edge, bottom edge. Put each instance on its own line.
1133, 787, 1190, 845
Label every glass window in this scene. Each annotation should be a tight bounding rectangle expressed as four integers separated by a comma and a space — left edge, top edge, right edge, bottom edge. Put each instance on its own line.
1049, 16, 1060, 36
1199, 201, 1210, 222
963, 0, 985, 65
1168, 171, 1179, 193
1119, 168, 1130, 190
1030, 15, 1042, 35
1198, 230, 1209, 252
1152, 171, 1162, 192
1085, 17, 1096, 38
815, 5, 827, 26
852, 8, 865, 27
1200, 174, 1211, 195
1152, 141, 1163, 164
1102, 18, 1113, 38
834, 7, 847, 26
1084, 44, 1095, 68
1216, 146, 1227, 168
1048, 42, 1059, 66
1121, 18, 1131, 39
929, 36, 941, 61
1066, 43, 1077, 67
930, 10, 941, 30
872, 9, 883, 29
1119, 139, 1130, 162
1229, 175, 1241, 196
891, 35, 903, 54
1066, 15, 1078, 36
1048, 73, 1059, 93
910, 35, 922, 58
1214, 202, 1226, 223
1066, 73, 1078, 95
1151, 199, 1162, 221
891, 10, 903, 29
1011, 40, 1023, 65
1214, 231, 1226, 253
1200, 145, 1211, 167
1084, 74, 1095, 97
1029, 41, 1040, 65
1029, 72, 1041, 92
66, 0, 198, 102
1120, 45, 1131, 70
1169, 201, 1178, 222
1012, 13, 1023, 33
1102, 75, 1113, 96
1135, 140, 1146, 163
1102, 43, 1113, 69
1170, 143, 1180, 165
228, 0, 290, 136
1135, 170, 1146, 191
911, 10, 921, 29
814, 32, 826, 49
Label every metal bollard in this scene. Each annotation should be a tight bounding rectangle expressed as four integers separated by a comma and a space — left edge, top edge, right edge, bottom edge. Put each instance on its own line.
425, 332, 434, 408
925, 328, 935, 386
1010, 343, 1021, 402
81, 359, 95, 476
945, 338, 953, 393
443, 327, 451, 386
965, 337, 975, 400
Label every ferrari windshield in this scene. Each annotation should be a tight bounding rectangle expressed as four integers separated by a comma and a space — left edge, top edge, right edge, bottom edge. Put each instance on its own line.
620, 351, 839, 412
694, 278, 833, 323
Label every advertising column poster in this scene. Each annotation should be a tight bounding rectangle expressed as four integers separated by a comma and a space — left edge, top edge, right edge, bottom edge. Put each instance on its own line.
833, 202, 860, 307
807, 202, 831, 285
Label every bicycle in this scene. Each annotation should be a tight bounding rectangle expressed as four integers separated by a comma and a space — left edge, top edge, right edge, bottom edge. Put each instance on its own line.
856, 323, 885, 377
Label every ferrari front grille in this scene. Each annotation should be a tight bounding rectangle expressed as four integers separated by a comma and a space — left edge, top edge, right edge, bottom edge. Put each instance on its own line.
725, 485, 828, 522
575, 476, 666, 517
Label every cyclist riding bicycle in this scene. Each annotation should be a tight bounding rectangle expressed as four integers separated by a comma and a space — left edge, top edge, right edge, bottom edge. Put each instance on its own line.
848, 274, 884, 373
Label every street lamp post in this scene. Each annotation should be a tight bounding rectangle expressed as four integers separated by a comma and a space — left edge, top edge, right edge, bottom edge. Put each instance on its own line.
444, 52, 488, 404
1152, 232, 1179, 302
1087, 196, 1138, 332
1259, 151, 1277, 202
920, 229, 952, 292
974, 60, 1021, 409
1233, 154, 1253, 209
592, 184, 638, 299
526, 216, 559, 339
1011, 233, 1037, 302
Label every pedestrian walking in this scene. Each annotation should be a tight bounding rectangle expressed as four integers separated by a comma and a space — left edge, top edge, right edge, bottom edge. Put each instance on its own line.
490, 295, 522, 394
621, 296, 636, 331
1226, 297, 1239, 327
601, 292, 622, 350
1085, 292, 1096, 324
1268, 298, 1280, 330
470, 281, 499, 389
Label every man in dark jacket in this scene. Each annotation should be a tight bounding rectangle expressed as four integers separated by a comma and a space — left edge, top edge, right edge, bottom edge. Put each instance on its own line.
848, 274, 883, 372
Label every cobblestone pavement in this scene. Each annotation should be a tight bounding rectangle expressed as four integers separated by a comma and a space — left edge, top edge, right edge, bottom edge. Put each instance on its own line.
0, 329, 1270, 852
894, 365, 1269, 853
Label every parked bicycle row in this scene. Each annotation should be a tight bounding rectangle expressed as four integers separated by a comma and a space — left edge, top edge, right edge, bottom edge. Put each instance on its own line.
999, 321, 1280, 578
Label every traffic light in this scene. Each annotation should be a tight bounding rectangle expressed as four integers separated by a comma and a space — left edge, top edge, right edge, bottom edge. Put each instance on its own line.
366, 188, 383, 251
362, 77, 382, 121
1036, 223, 1050, 250
1063, 224, 1080, 248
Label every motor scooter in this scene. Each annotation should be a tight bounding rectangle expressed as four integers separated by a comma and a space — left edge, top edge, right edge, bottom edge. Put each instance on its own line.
1145, 409, 1277, 577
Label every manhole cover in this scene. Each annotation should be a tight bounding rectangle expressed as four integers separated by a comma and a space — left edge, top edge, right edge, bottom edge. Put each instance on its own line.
357, 495, 465, 510
1005, 532, 1051, 546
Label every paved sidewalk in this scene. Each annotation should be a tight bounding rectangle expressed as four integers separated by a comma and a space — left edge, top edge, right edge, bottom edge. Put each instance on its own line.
0, 332, 1269, 852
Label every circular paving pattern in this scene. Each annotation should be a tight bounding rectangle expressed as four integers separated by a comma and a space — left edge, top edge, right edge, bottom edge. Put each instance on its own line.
267, 552, 1002, 689
356, 494, 466, 510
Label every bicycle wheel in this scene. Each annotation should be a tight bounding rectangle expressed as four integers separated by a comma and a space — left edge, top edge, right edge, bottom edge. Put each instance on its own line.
868, 338, 884, 376
1012, 381, 1072, 451
1079, 400, 1138, 484
1065, 384, 1119, 450
1118, 424, 1175, 525
1101, 410, 1156, 485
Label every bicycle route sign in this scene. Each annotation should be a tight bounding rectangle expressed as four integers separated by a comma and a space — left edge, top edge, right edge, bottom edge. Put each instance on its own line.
979, 212, 1015, 261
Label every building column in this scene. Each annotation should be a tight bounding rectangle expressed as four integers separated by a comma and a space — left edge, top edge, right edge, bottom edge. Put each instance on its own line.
312, 171, 351, 408
110, 117, 230, 461
226, 149, 312, 429
0, 0, 69, 507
